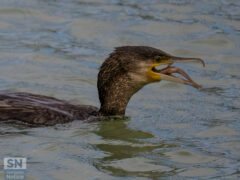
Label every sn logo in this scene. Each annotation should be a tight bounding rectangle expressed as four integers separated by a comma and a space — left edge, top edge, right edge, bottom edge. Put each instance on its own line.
4, 158, 27, 170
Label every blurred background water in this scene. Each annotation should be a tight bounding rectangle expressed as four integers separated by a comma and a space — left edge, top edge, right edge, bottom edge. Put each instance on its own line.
0, 0, 239, 179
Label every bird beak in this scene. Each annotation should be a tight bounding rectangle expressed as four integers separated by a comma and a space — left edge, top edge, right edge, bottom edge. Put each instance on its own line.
153, 56, 205, 88
171, 56, 205, 67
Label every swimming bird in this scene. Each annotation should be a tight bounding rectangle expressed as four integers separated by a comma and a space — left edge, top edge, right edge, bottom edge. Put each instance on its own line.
0, 46, 205, 126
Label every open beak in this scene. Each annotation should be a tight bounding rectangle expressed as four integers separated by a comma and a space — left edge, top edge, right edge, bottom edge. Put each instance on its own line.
153, 56, 205, 88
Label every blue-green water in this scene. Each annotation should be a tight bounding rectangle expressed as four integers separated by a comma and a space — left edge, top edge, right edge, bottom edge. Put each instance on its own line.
0, 0, 239, 179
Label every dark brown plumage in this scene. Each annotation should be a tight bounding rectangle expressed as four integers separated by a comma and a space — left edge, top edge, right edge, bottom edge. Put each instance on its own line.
98, 46, 168, 115
0, 46, 204, 125
0, 91, 98, 125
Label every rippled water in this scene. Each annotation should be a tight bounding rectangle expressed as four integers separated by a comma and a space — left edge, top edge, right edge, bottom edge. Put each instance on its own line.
0, 0, 239, 179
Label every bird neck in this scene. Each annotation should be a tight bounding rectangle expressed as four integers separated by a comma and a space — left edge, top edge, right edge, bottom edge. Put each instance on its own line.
98, 74, 144, 116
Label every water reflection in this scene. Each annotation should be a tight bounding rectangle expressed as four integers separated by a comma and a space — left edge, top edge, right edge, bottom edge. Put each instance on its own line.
94, 119, 176, 178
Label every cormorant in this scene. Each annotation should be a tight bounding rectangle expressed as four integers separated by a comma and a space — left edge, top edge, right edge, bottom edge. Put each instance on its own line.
0, 46, 205, 125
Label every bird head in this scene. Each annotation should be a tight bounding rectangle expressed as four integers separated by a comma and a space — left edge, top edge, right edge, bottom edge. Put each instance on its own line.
97, 46, 205, 115
109, 46, 204, 87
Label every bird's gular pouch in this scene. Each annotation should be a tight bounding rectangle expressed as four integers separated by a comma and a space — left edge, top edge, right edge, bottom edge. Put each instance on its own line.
149, 64, 202, 88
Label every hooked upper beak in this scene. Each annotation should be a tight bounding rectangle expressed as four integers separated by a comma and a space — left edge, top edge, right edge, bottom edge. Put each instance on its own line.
153, 56, 205, 88
171, 56, 205, 67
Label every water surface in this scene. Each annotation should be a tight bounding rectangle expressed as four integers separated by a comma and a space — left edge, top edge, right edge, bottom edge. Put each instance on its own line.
0, 0, 240, 179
